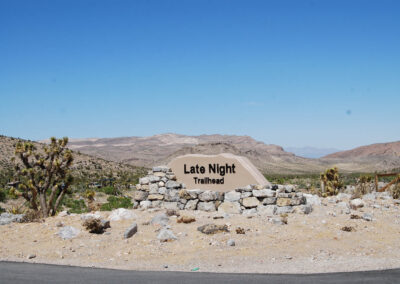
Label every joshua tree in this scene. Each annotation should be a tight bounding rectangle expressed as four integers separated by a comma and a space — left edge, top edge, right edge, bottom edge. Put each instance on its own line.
12, 137, 73, 217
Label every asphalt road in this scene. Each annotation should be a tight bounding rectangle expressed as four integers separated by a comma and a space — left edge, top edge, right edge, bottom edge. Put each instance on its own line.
1, 261, 399, 284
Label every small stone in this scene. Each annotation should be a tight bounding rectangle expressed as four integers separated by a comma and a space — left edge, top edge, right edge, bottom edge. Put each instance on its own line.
197, 224, 229, 234
151, 213, 169, 226
58, 226, 80, 240
56, 221, 64, 227
124, 223, 138, 239
27, 254, 36, 259
362, 213, 373, 222
350, 198, 365, 210
157, 228, 177, 242
177, 216, 196, 224
227, 239, 235, 246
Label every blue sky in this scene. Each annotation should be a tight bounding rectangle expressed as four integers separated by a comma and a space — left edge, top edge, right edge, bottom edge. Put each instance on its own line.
0, 0, 399, 150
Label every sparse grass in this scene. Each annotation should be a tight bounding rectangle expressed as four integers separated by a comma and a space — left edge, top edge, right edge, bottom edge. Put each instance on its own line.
96, 186, 121, 196
100, 196, 132, 211
62, 198, 88, 214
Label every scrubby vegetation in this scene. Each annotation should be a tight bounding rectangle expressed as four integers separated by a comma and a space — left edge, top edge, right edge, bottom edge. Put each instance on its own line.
352, 174, 374, 198
391, 175, 400, 199
100, 196, 133, 211
0, 135, 147, 216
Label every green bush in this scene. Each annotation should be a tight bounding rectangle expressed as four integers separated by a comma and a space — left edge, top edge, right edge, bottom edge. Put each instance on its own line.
63, 198, 88, 214
97, 186, 121, 196
100, 196, 132, 211
0, 188, 6, 202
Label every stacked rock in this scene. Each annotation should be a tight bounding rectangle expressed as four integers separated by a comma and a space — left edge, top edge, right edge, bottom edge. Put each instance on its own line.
133, 166, 307, 215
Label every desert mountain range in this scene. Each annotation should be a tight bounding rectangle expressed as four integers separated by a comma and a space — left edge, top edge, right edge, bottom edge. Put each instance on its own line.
54, 134, 400, 174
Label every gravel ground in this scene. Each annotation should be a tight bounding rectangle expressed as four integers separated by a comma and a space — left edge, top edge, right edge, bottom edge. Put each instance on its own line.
1, 194, 400, 274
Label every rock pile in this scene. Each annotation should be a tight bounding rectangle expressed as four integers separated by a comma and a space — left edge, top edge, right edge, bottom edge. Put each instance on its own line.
133, 166, 307, 215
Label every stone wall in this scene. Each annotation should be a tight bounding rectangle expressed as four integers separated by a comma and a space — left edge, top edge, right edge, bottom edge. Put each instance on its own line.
133, 166, 308, 215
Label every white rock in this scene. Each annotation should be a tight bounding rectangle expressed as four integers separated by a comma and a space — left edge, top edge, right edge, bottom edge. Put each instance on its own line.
227, 239, 236, 246
197, 201, 216, 212
337, 193, 351, 200
349, 198, 365, 210
58, 226, 80, 240
218, 202, 241, 214
199, 191, 218, 202
257, 205, 277, 216
139, 177, 149, 185
108, 208, 136, 221
224, 191, 241, 202
252, 189, 275, 198
157, 228, 177, 242
304, 194, 321, 206
80, 213, 101, 221
140, 200, 152, 209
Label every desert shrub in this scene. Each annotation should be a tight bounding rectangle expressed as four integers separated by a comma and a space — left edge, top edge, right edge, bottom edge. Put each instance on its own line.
0, 188, 6, 202
84, 189, 95, 201
63, 198, 88, 214
320, 167, 343, 197
21, 210, 42, 223
391, 175, 400, 199
353, 174, 374, 198
100, 196, 132, 211
83, 218, 105, 234
97, 186, 121, 196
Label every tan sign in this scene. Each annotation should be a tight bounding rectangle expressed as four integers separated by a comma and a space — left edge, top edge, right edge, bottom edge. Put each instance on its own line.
168, 153, 270, 192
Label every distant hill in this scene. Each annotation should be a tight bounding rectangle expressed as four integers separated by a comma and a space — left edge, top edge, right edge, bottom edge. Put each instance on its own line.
285, 147, 341, 159
54, 133, 400, 174
321, 141, 400, 172
323, 141, 400, 159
